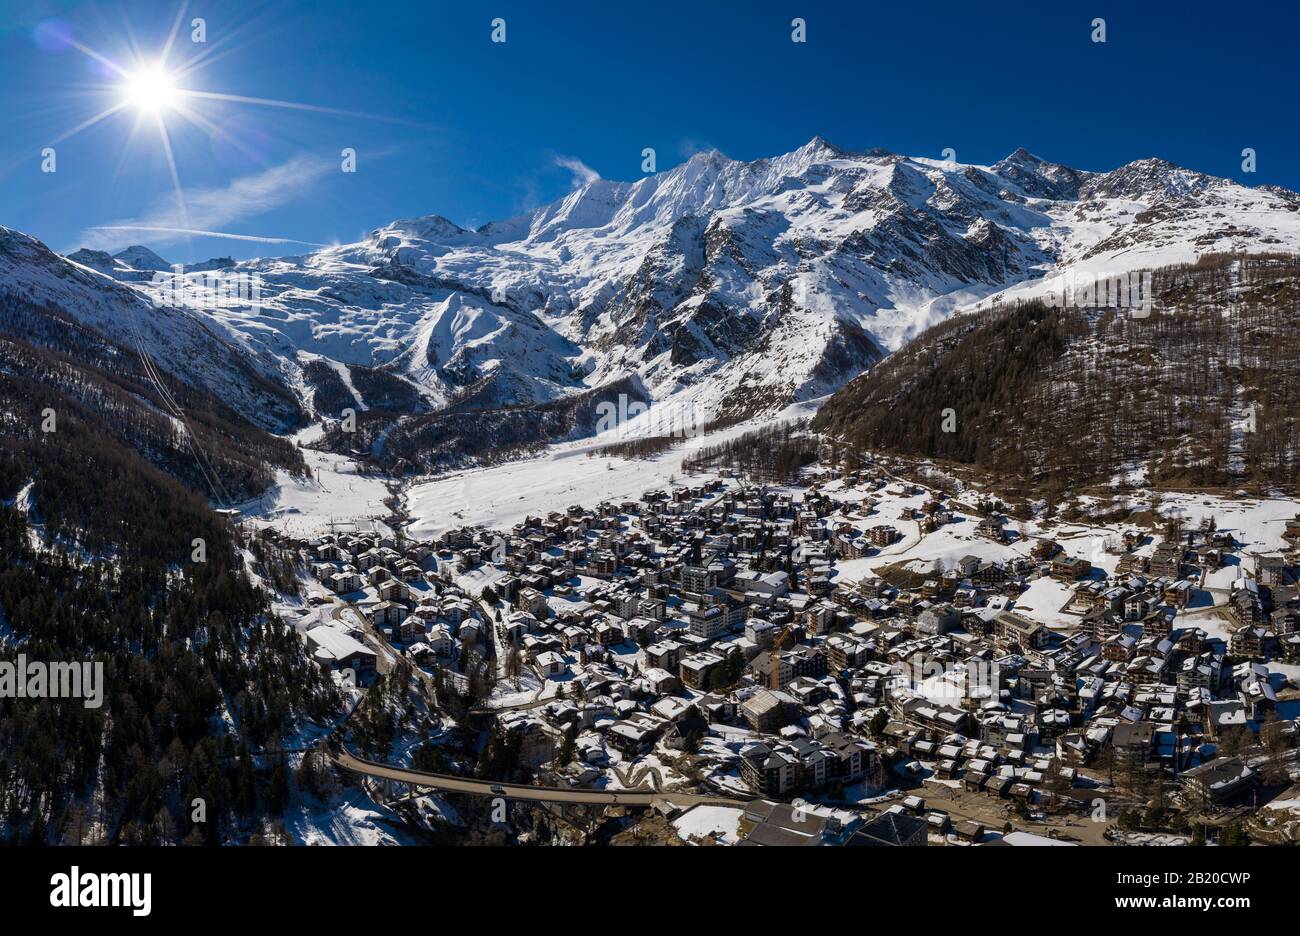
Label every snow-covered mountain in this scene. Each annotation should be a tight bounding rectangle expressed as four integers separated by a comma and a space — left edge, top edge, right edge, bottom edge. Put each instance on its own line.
0, 225, 302, 431
48, 139, 1300, 438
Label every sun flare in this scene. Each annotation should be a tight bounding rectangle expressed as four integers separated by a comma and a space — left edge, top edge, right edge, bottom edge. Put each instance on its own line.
121, 65, 179, 114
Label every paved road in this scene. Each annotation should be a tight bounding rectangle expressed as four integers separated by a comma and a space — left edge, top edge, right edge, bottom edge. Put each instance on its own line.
331, 748, 752, 808
613, 762, 664, 793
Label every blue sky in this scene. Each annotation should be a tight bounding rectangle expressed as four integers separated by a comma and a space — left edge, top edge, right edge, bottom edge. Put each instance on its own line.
1, 0, 1296, 262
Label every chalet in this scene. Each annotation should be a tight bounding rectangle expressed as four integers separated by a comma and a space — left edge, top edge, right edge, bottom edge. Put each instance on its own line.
680, 651, 726, 690
1124, 594, 1153, 621
1231, 625, 1268, 660
1257, 556, 1289, 587
1282, 516, 1300, 545
738, 801, 839, 846
994, 612, 1049, 651
646, 639, 685, 672
867, 525, 900, 547
642, 667, 679, 695
327, 570, 362, 594
1111, 721, 1154, 773
607, 713, 666, 755
1178, 757, 1257, 810
516, 587, 548, 617
425, 623, 456, 658
535, 650, 568, 677
975, 516, 1008, 543
916, 604, 960, 636
737, 569, 791, 599
1031, 540, 1060, 561
740, 743, 801, 797
825, 633, 869, 672
741, 689, 798, 732
1103, 633, 1137, 662
687, 603, 728, 640
305, 626, 377, 686
1163, 579, 1193, 609
1149, 542, 1184, 579
1051, 555, 1090, 582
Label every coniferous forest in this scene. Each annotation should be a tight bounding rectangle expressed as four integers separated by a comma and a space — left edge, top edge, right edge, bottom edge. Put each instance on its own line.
0, 292, 338, 844
813, 254, 1300, 496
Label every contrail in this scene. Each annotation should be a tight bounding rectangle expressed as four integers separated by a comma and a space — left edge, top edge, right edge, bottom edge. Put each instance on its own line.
87, 225, 325, 246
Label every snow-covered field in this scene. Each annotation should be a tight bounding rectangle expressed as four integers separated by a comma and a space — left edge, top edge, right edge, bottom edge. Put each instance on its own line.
1155, 492, 1300, 555
237, 426, 394, 539
403, 400, 819, 540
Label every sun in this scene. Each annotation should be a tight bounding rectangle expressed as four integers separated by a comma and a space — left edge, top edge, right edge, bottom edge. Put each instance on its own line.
121, 64, 180, 114
48, 17, 408, 242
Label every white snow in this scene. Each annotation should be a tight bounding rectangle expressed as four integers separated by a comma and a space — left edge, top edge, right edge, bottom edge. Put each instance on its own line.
404, 400, 818, 540
236, 426, 394, 539
673, 805, 745, 844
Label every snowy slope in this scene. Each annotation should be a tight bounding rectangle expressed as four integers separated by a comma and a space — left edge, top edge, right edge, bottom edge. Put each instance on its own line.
60, 139, 1300, 432
0, 225, 302, 431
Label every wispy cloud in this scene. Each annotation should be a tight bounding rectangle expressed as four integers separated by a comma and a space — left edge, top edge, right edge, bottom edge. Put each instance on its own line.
84, 226, 323, 246
677, 138, 718, 158
553, 154, 600, 189
74, 155, 334, 252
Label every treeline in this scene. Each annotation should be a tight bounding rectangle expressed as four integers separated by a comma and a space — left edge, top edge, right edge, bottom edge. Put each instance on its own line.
682, 421, 819, 483
0, 292, 307, 508
302, 359, 426, 418
813, 254, 1300, 494
316, 375, 651, 475
595, 413, 746, 461
246, 531, 304, 596
813, 299, 1084, 476
597, 434, 680, 460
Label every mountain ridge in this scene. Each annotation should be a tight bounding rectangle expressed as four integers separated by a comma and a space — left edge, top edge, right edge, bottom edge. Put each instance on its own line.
25, 138, 1300, 471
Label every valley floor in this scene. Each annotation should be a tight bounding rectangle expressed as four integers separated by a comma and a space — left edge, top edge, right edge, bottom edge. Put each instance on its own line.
401, 399, 821, 541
